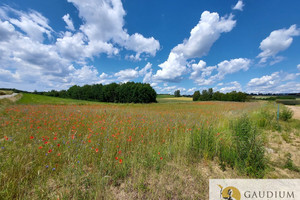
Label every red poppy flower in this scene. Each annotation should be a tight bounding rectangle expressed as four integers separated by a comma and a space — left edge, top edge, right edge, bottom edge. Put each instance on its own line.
30, 136, 34, 139
39, 146, 43, 149
115, 157, 118, 160
160, 157, 163, 160
57, 144, 60, 147
119, 159, 123, 164
48, 149, 52, 153
53, 137, 57, 140
95, 148, 99, 153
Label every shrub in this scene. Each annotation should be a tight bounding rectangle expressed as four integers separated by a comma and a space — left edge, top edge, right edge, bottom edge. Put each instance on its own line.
257, 109, 274, 128
279, 106, 293, 121
231, 115, 266, 178
192, 91, 200, 101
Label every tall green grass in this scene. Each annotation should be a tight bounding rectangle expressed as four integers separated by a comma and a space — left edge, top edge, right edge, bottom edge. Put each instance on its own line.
189, 115, 266, 177
0, 96, 278, 199
17, 93, 103, 105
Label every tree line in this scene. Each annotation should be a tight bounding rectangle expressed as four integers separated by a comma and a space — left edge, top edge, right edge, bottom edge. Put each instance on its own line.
41, 82, 157, 103
192, 88, 248, 102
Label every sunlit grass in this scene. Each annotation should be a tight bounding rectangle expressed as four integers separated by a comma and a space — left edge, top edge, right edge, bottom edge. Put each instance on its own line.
156, 94, 193, 103
17, 93, 104, 105
2, 94, 297, 199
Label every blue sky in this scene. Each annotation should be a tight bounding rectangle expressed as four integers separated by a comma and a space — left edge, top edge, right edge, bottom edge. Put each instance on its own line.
0, 0, 299, 94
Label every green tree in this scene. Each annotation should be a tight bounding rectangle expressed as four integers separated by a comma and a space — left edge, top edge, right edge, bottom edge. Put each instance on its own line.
212, 91, 222, 101
193, 91, 200, 101
47, 82, 157, 103
174, 90, 181, 97
201, 89, 210, 101
103, 83, 119, 102
208, 88, 213, 100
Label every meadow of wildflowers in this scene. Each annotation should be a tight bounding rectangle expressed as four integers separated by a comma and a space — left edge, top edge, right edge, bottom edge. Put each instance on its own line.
0, 98, 270, 199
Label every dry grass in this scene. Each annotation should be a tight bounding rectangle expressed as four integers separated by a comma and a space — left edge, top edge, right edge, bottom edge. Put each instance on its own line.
0, 90, 14, 95
266, 130, 300, 178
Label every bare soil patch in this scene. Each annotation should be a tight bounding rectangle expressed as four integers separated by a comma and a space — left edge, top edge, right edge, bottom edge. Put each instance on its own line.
286, 105, 300, 120
266, 130, 300, 178
103, 160, 241, 200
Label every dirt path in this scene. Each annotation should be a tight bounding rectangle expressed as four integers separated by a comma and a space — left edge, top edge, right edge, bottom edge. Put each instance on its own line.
286, 105, 300, 120
0, 93, 18, 99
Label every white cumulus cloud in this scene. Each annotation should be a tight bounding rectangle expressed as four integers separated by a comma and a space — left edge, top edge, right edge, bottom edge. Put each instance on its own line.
154, 11, 236, 82
247, 71, 300, 93
154, 52, 187, 82
0, 6, 53, 42
0, 3, 160, 91
67, 0, 160, 59
257, 25, 300, 64
190, 58, 250, 86
219, 81, 242, 93
187, 87, 197, 94
217, 58, 251, 79
114, 68, 139, 83
233, 1, 244, 11
62, 14, 75, 31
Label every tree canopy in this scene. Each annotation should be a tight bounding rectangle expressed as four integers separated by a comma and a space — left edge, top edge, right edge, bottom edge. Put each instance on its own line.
192, 88, 248, 102
43, 82, 157, 103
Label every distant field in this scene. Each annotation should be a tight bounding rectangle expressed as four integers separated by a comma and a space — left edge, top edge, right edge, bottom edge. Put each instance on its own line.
1, 93, 299, 199
17, 93, 104, 105
251, 96, 273, 99
18, 93, 193, 104
252, 95, 300, 99
157, 94, 192, 103
157, 94, 174, 98
252, 96, 300, 105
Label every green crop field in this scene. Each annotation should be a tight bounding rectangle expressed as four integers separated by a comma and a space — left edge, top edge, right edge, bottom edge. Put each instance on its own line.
17, 93, 105, 105
0, 94, 299, 199
156, 94, 193, 103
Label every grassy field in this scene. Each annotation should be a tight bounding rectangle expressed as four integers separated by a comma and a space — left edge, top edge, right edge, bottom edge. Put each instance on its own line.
157, 94, 193, 103
17, 93, 105, 105
0, 94, 299, 199
252, 95, 300, 100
